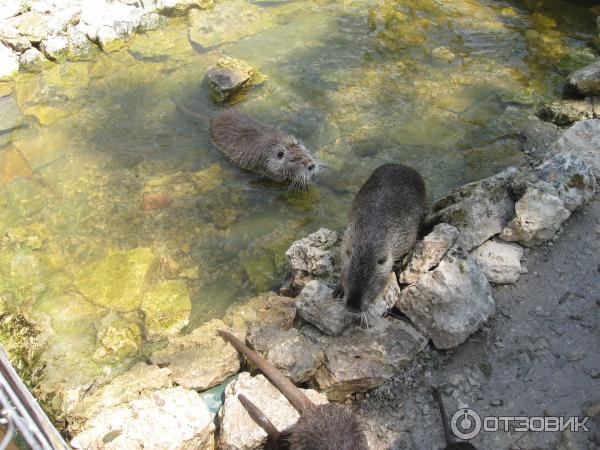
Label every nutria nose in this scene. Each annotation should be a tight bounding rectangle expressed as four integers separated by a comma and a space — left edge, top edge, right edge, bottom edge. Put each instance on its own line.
308, 164, 315, 171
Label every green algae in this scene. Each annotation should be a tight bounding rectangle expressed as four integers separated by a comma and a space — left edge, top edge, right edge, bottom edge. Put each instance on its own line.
141, 280, 191, 341
74, 248, 159, 312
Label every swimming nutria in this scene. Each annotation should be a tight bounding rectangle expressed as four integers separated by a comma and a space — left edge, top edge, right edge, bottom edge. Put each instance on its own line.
218, 330, 368, 450
432, 387, 478, 450
336, 163, 427, 315
172, 97, 317, 190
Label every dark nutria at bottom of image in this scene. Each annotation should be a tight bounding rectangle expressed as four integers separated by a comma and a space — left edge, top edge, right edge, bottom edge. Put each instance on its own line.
337, 163, 428, 318
218, 330, 369, 450
172, 96, 317, 190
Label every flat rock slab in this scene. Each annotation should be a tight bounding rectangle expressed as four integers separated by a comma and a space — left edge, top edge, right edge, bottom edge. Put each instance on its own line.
285, 227, 341, 291
223, 291, 295, 335
567, 59, 600, 96
550, 119, 600, 179
305, 319, 428, 401
397, 246, 495, 349
399, 223, 458, 284
218, 372, 328, 450
471, 239, 524, 284
71, 387, 215, 450
427, 168, 516, 250
247, 324, 324, 384
150, 319, 241, 391
68, 363, 172, 435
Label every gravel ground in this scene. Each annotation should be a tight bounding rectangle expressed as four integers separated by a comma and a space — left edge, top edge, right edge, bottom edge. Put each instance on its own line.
355, 199, 600, 450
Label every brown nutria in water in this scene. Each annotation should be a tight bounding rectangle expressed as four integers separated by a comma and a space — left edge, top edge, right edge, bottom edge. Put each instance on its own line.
336, 163, 427, 318
432, 387, 479, 450
172, 97, 317, 190
218, 330, 368, 450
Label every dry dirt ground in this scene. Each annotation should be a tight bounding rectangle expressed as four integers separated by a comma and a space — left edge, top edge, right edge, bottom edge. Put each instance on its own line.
356, 199, 600, 450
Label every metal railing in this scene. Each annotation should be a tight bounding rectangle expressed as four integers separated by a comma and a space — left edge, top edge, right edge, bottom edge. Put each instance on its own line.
0, 346, 69, 450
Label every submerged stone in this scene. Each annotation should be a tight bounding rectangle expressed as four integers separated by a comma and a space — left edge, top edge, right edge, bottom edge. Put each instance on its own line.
538, 99, 594, 126
23, 105, 71, 126
0, 146, 32, 184
141, 280, 191, 342
567, 59, 600, 96
74, 248, 158, 312
92, 312, 142, 363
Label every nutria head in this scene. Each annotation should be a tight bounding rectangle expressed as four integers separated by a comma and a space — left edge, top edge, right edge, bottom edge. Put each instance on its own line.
340, 228, 394, 317
288, 403, 368, 450
265, 134, 317, 190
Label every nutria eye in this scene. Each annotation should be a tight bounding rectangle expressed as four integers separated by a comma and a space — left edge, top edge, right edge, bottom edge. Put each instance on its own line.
377, 257, 386, 265
277, 151, 284, 159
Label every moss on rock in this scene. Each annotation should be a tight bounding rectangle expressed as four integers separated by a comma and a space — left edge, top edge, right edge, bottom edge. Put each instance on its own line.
141, 280, 191, 341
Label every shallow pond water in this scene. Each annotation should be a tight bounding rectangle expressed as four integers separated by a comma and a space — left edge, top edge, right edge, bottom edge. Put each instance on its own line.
0, 0, 597, 414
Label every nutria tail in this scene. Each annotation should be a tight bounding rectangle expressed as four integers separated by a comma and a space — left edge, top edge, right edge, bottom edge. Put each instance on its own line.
171, 94, 211, 124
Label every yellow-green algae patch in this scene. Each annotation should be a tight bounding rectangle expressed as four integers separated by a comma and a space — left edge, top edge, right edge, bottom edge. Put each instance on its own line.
74, 248, 159, 312
141, 280, 191, 341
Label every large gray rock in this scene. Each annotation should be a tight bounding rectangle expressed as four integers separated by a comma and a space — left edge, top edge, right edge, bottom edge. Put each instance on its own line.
295, 275, 400, 336
247, 324, 324, 384
399, 223, 458, 284
218, 372, 328, 450
538, 99, 594, 126
307, 319, 428, 401
149, 319, 241, 391
550, 119, 600, 178
567, 59, 600, 96
71, 387, 215, 450
427, 168, 516, 250
206, 56, 265, 103
285, 227, 341, 291
500, 187, 570, 246
397, 246, 495, 349
68, 363, 173, 434
471, 239, 524, 285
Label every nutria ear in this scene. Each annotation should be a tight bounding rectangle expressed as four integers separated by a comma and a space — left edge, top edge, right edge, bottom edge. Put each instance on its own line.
218, 330, 314, 413
238, 394, 281, 443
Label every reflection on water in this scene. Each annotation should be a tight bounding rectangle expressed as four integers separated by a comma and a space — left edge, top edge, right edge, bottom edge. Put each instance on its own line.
0, 0, 597, 415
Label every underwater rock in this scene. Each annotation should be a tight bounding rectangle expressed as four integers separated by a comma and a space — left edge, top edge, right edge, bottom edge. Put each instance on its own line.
141, 280, 191, 342
19, 47, 48, 72
500, 187, 570, 246
23, 105, 71, 126
142, 192, 173, 210
68, 362, 173, 434
397, 246, 495, 349
519, 115, 562, 165
191, 163, 225, 193
92, 312, 141, 363
567, 59, 600, 96
150, 319, 241, 391
218, 372, 328, 450
137, 12, 169, 32
0, 43, 19, 80
224, 292, 295, 335
285, 227, 341, 291
427, 168, 517, 250
247, 324, 324, 384
557, 48, 597, 74
538, 99, 594, 126
147, 0, 214, 16
550, 119, 600, 178
471, 239, 524, 285
0, 146, 32, 184
239, 228, 296, 293
206, 56, 266, 103
306, 318, 427, 402
71, 386, 215, 450
74, 247, 158, 312
399, 223, 458, 285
